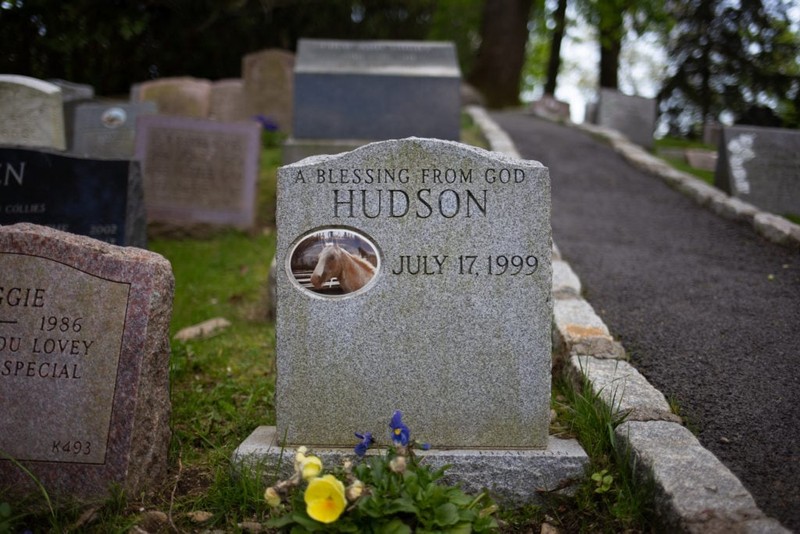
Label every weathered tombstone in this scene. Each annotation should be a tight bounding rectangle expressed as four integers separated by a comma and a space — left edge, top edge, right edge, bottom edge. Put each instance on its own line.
284, 39, 461, 163
685, 148, 718, 172
235, 138, 588, 503
134, 77, 211, 117
0, 75, 66, 150
71, 101, 157, 158
135, 115, 260, 229
715, 125, 800, 217
209, 78, 249, 122
0, 146, 147, 247
242, 49, 295, 131
0, 222, 174, 499
529, 95, 571, 122
596, 88, 656, 149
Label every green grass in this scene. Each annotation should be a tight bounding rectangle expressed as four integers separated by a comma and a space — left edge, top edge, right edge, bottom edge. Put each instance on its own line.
2, 130, 655, 533
654, 136, 716, 185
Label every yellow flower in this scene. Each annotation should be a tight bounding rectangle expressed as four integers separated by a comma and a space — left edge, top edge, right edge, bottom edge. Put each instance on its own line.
389, 456, 407, 474
301, 455, 323, 480
264, 487, 281, 508
304, 474, 346, 524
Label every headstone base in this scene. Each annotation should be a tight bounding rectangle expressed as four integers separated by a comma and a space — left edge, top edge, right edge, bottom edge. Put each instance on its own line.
232, 426, 588, 505
282, 137, 369, 164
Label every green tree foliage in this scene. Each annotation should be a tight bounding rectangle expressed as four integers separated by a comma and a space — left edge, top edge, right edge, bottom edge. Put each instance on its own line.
0, 0, 475, 96
659, 0, 800, 136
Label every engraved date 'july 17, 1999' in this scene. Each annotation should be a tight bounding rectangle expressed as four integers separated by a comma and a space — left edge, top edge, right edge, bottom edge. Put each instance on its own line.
392, 254, 539, 276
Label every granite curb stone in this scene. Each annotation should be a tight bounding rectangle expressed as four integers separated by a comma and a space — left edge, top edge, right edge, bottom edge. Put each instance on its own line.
552, 298, 626, 360
615, 421, 790, 534
475, 108, 789, 532
575, 121, 800, 250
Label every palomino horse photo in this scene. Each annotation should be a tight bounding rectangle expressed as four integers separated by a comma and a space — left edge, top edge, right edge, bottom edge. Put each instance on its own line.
310, 243, 376, 294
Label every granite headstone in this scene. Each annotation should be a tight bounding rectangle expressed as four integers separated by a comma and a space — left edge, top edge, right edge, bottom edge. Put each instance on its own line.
0, 75, 66, 150
292, 39, 461, 141
47, 79, 94, 103
71, 101, 157, 158
0, 146, 147, 247
134, 77, 211, 117
242, 49, 295, 131
209, 79, 249, 122
274, 138, 552, 448
135, 115, 260, 229
715, 125, 800, 217
596, 88, 656, 149
0, 223, 173, 499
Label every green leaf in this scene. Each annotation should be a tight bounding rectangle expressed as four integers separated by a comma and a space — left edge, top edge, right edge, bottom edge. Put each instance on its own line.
434, 502, 460, 527
445, 523, 473, 534
385, 496, 419, 516
377, 518, 412, 534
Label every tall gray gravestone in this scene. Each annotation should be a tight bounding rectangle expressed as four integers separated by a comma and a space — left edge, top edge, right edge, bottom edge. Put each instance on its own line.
284, 40, 461, 164
715, 125, 800, 218
234, 138, 587, 503
0, 223, 173, 499
0, 75, 66, 150
596, 88, 656, 149
135, 115, 261, 229
0, 146, 147, 247
242, 49, 295, 131
71, 101, 157, 158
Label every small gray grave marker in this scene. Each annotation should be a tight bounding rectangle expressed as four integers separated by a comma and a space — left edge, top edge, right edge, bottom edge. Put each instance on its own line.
209, 79, 249, 122
0, 75, 66, 150
0, 223, 173, 498
135, 115, 260, 229
715, 125, 800, 217
135, 77, 211, 117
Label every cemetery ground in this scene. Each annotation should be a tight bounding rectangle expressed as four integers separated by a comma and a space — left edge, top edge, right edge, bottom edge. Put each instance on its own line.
1, 123, 657, 533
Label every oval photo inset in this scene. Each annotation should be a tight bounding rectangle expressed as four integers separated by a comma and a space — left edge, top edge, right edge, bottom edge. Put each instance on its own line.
288, 228, 380, 298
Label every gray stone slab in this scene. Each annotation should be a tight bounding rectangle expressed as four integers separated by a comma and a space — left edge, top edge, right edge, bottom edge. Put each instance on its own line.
242, 49, 294, 132
0, 223, 173, 499
71, 101, 157, 158
0, 146, 146, 247
552, 259, 581, 298
714, 125, 800, 218
276, 138, 552, 448
596, 89, 656, 150
233, 426, 588, 505
615, 420, 787, 533
685, 148, 718, 171
134, 77, 211, 117
0, 75, 66, 150
292, 39, 461, 141
135, 115, 260, 229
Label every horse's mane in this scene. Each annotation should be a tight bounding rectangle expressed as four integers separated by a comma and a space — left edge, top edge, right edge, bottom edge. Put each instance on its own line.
341, 247, 376, 272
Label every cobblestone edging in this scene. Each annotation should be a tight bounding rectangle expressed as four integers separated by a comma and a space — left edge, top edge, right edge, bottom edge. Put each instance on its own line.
577, 121, 800, 250
465, 106, 791, 533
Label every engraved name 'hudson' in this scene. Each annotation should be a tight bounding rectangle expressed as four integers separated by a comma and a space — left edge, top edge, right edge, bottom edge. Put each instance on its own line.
333, 189, 487, 219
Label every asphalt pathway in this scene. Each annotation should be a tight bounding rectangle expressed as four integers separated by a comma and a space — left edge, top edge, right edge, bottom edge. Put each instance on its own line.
491, 111, 800, 531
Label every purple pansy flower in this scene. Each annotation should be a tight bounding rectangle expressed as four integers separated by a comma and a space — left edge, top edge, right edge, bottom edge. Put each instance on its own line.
389, 410, 410, 446
354, 431, 374, 457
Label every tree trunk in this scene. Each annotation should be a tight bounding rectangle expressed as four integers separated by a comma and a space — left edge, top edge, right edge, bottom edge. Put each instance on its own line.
544, 0, 568, 95
598, 5, 624, 89
468, 0, 535, 108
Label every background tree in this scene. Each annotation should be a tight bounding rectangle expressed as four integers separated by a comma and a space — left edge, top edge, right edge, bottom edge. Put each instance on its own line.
467, 0, 536, 107
544, 0, 569, 95
659, 0, 800, 136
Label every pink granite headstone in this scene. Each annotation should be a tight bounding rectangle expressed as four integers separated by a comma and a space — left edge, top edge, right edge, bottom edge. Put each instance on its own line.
0, 223, 174, 499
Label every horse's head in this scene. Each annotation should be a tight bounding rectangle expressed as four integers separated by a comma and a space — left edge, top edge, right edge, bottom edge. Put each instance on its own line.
310, 244, 342, 289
